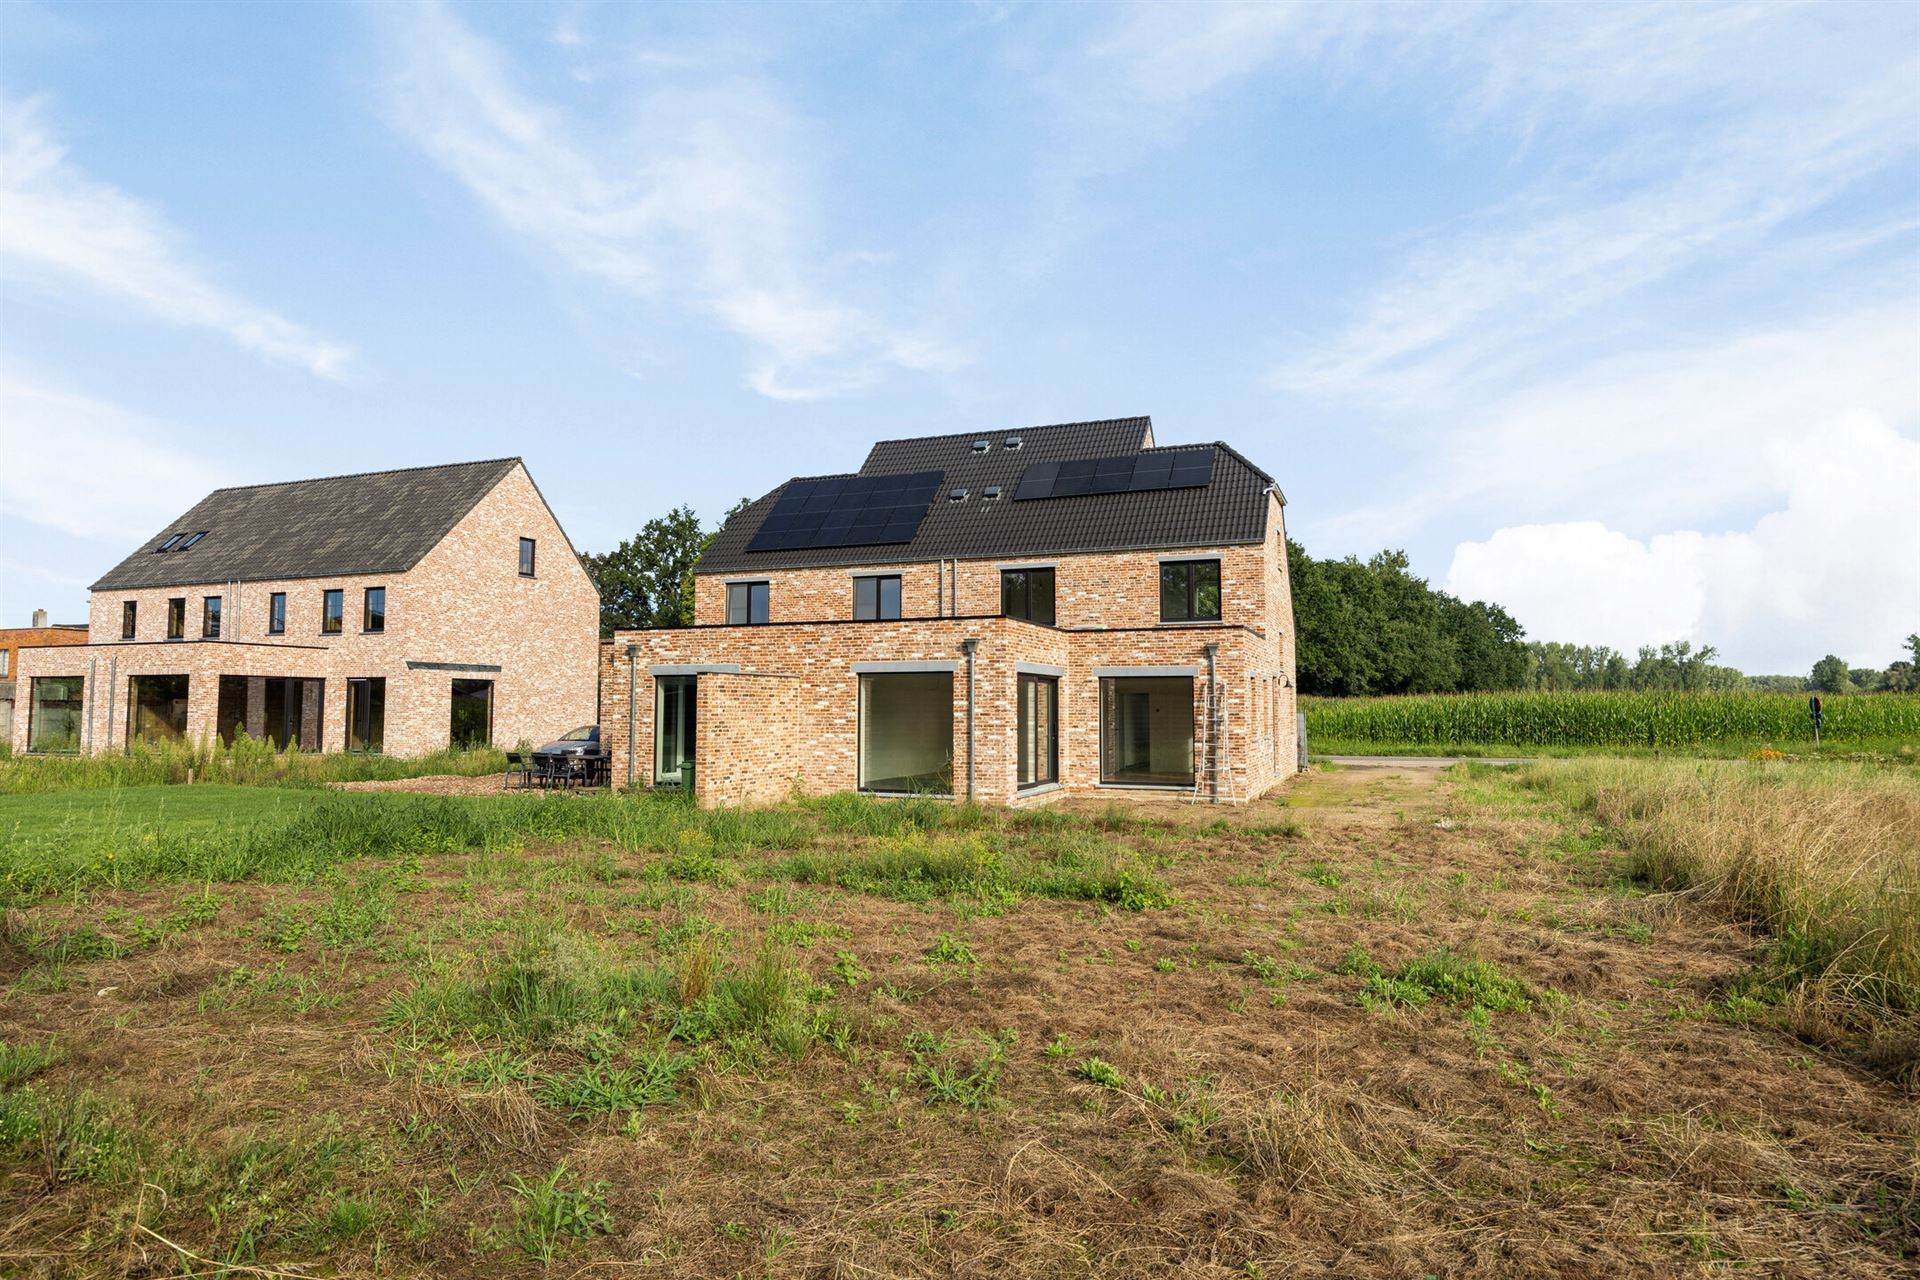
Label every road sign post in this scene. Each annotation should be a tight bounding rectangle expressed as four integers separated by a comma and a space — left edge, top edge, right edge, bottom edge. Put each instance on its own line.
1809, 695, 1822, 749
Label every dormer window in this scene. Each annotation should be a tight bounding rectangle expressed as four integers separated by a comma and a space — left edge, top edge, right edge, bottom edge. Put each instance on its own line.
155, 533, 185, 553
180, 531, 208, 550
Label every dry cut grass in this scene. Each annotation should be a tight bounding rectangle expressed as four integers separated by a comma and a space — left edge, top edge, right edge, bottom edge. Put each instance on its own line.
1521, 758, 1920, 1077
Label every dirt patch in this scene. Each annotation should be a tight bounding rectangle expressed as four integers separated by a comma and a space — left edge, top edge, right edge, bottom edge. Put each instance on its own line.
332, 772, 519, 795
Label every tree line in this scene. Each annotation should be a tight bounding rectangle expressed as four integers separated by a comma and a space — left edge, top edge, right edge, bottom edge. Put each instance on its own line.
577, 507, 1917, 697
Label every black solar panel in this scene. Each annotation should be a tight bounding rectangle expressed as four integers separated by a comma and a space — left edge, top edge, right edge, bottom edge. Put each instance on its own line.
746, 470, 944, 552
1011, 449, 1213, 501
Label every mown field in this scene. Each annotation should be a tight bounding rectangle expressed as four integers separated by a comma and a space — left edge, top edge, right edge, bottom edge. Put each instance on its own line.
0, 759, 1915, 1278
1305, 690, 1920, 756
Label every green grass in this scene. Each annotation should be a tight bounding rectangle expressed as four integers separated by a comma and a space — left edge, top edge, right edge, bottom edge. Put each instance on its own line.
1304, 690, 1920, 755
0, 736, 507, 795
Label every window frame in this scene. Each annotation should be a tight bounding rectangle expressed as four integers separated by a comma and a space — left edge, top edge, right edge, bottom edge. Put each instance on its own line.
267, 592, 286, 635
180, 530, 208, 550
363, 586, 386, 634
726, 580, 770, 625
166, 597, 186, 640
121, 600, 137, 640
1158, 558, 1222, 623
155, 533, 184, 553
321, 589, 344, 635
346, 676, 386, 753
518, 537, 537, 578
1016, 673, 1059, 789
202, 594, 222, 639
856, 671, 955, 795
1000, 567, 1057, 626
852, 574, 902, 621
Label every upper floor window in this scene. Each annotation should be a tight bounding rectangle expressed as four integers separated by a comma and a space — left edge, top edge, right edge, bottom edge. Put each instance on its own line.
0, 650, 8, 678
853, 575, 901, 621
363, 587, 386, 633
202, 595, 222, 639
155, 533, 184, 553
268, 592, 286, 635
1160, 559, 1221, 622
519, 538, 537, 577
322, 589, 344, 635
180, 530, 208, 550
726, 581, 769, 625
166, 597, 186, 640
121, 600, 137, 640
1001, 568, 1056, 626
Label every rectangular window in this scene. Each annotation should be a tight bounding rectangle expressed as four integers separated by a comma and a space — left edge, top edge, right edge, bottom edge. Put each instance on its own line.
347, 677, 385, 752
0, 650, 8, 677
1001, 568, 1056, 625
129, 674, 190, 744
853, 574, 902, 621
28, 676, 86, 752
363, 587, 386, 633
450, 678, 493, 748
166, 597, 186, 640
322, 589, 343, 635
1159, 559, 1222, 622
1099, 675, 1195, 787
726, 581, 769, 625
858, 672, 953, 794
121, 600, 137, 640
654, 675, 697, 784
202, 595, 222, 638
519, 537, 536, 577
268, 592, 286, 635
1017, 673, 1059, 789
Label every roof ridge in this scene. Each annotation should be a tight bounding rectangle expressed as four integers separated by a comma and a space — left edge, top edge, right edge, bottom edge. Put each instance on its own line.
866, 416, 1151, 449
205, 456, 521, 496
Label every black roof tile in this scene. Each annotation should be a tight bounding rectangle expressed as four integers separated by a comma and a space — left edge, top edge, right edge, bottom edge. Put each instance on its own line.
697, 417, 1277, 574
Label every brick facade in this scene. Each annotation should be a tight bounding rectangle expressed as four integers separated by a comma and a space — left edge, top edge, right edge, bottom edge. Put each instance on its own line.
10, 463, 598, 758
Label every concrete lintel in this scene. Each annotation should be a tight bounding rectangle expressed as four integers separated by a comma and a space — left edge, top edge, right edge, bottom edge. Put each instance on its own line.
1015, 662, 1065, 678
851, 661, 959, 674
649, 663, 742, 676
1093, 665, 1200, 678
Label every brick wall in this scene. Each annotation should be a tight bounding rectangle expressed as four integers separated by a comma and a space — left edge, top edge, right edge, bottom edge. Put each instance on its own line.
692, 673, 806, 805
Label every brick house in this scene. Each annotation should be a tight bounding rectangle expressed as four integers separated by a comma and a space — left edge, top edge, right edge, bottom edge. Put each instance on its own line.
0, 610, 90, 747
603, 417, 1299, 806
9, 459, 598, 757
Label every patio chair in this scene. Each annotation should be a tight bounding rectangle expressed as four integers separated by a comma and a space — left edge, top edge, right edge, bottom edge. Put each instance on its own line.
502, 751, 530, 790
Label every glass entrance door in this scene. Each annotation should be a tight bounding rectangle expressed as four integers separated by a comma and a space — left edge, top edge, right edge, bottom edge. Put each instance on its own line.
654, 675, 697, 784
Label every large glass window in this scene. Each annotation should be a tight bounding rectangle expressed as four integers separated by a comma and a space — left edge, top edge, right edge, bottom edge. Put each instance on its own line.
129, 674, 189, 744
28, 676, 85, 752
519, 537, 537, 577
263, 677, 320, 750
121, 601, 137, 640
347, 677, 385, 752
450, 678, 492, 747
1018, 674, 1058, 789
1159, 560, 1221, 622
654, 675, 697, 784
1001, 568, 1056, 625
202, 595, 222, 638
166, 597, 185, 640
1099, 676, 1195, 787
858, 672, 953, 794
363, 587, 386, 633
853, 575, 901, 621
268, 592, 286, 635
726, 581, 769, 625
322, 589, 343, 635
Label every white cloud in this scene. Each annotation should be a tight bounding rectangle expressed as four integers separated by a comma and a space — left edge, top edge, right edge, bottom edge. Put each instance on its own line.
372, 0, 963, 400
1444, 414, 1920, 672
0, 96, 353, 379
0, 368, 228, 544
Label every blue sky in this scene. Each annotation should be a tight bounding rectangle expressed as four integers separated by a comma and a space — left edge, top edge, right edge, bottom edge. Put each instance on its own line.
2, 0, 1915, 674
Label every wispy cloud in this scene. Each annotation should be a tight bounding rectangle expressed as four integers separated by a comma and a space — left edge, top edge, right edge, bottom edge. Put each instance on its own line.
372, 0, 963, 400
0, 96, 353, 378
0, 368, 228, 543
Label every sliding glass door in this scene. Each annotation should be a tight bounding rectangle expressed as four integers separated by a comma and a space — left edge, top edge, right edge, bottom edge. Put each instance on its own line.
1098, 676, 1194, 787
858, 672, 953, 794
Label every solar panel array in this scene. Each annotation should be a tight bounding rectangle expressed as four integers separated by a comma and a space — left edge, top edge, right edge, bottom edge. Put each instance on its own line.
745, 470, 946, 552
1012, 449, 1214, 501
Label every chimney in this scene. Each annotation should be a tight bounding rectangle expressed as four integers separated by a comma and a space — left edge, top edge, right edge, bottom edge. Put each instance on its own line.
32, 608, 48, 628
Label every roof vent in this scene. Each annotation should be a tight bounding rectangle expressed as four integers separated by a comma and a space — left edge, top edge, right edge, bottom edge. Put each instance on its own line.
971, 439, 991, 453
982, 485, 1002, 500
949, 488, 969, 502
1004, 436, 1023, 450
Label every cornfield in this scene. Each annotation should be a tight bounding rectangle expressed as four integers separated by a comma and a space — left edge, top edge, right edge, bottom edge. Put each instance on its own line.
1303, 691, 1920, 751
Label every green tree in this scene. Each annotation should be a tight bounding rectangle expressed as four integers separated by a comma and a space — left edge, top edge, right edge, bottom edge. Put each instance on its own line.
1809, 654, 1853, 694
583, 500, 747, 637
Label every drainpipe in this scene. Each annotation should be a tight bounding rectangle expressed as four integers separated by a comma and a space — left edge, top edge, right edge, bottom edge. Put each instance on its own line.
950, 560, 959, 617
1204, 643, 1219, 803
961, 637, 978, 803
936, 560, 945, 618
106, 655, 118, 753
84, 656, 96, 754
625, 643, 639, 789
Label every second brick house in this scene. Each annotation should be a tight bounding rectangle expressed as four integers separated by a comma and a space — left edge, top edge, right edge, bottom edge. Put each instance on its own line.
602, 416, 1300, 805
9, 458, 599, 757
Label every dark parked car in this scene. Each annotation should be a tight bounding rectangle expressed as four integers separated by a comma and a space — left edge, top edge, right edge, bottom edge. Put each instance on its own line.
532, 725, 605, 786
